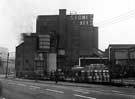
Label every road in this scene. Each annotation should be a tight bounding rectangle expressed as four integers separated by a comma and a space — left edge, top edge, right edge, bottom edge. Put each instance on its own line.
0, 78, 135, 99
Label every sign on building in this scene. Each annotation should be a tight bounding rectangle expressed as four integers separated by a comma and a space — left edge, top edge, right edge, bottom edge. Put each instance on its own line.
38, 35, 50, 50
115, 51, 128, 59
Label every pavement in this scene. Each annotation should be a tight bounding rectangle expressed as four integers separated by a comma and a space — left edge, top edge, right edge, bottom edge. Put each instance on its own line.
0, 77, 135, 99
8, 77, 135, 89
14, 78, 110, 88
1, 74, 135, 87
1, 73, 135, 88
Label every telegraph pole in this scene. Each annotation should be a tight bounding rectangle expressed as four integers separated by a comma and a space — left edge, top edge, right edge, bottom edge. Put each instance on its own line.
5, 52, 9, 78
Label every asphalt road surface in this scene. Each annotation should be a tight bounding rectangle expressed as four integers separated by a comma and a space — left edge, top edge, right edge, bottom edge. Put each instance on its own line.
0, 78, 135, 99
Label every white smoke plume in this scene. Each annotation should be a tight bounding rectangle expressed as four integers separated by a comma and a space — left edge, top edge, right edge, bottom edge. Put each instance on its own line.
1, 0, 37, 45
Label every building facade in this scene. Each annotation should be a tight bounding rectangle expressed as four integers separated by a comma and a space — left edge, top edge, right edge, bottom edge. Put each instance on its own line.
16, 9, 98, 78
36, 9, 98, 70
105, 44, 135, 78
15, 34, 38, 78
0, 47, 8, 74
16, 33, 57, 78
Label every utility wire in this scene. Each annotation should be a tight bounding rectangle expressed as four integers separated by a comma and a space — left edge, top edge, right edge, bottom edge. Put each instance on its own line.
95, 9, 135, 28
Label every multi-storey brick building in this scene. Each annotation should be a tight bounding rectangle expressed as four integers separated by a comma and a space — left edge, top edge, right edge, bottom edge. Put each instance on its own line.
36, 9, 98, 70
16, 32, 58, 78
15, 34, 38, 78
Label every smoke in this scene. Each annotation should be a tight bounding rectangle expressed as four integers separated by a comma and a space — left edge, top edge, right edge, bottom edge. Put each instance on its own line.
1, 0, 37, 44
0, 0, 73, 51
19, 33, 31, 44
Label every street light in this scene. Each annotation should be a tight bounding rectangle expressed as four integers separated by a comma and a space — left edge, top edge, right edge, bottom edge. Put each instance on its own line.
5, 52, 9, 78
108, 46, 112, 83
109, 46, 112, 61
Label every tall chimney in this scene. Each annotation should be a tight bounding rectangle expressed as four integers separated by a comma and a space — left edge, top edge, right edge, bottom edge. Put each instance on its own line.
58, 9, 66, 49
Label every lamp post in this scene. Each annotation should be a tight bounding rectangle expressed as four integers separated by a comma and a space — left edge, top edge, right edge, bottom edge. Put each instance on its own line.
5, 52, 9, 78
108, 47, 112, 83
109, 47, 112, 61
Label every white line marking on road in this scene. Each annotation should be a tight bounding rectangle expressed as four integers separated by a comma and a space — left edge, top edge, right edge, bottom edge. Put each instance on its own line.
74, 90, 89, 94
34, 83, 49, 87
89, 90, 103, 93
112, 90, 121, 93
74, 94, 96, 99
45, 89, 64, 94
53, 85, 66, 88
17, 83, 26, 87
116, 93, 135, 98
8, 83, 14, 85
29, 86, 40, 89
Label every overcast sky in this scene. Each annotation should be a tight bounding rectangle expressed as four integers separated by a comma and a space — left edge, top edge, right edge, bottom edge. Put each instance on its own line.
0, 0, 135, 52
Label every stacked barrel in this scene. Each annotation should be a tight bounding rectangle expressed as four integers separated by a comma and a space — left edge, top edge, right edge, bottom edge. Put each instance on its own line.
85, 64, 110, 83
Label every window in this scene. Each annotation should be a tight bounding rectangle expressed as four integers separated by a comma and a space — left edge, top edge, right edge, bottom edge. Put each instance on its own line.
90, 20, 93, 25
80, 21, 83, 25
82, 15, 85, 19
85, 15, 88, 19
82, 21, 85, 25
86, 21, 89, 25
78, 15, 81, 20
